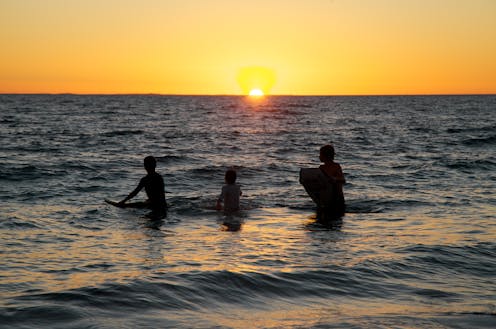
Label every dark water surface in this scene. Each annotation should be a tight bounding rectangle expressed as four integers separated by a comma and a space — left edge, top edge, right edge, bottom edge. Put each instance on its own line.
1, 95, 495, 328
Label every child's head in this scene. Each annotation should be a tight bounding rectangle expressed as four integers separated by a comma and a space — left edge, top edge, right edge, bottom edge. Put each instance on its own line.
320, 144, 335, 162
144, 156, 157, 172
225, 169, 237, 184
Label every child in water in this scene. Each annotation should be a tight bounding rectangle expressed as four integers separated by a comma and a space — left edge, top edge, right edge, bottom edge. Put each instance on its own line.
118, 156, 167, 219
216, 168, 242, 212
319, 144, 346, 217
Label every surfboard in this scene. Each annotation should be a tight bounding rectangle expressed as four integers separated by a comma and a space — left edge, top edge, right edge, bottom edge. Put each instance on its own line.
299, 168, 335, 208
105, 199, 150, 209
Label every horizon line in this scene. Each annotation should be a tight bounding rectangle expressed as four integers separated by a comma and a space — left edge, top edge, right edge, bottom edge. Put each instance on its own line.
1, 92, 495, 97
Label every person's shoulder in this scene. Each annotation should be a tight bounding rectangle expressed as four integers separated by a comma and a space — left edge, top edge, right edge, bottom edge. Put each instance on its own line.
149, 171, 163, 178
327, 161, 341, 168
155, 172, 165, 184
143, 172, 163, 181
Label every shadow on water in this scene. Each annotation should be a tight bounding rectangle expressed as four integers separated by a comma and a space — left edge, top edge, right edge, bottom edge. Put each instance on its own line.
217, 213, 245, 232
304, 212, 343, 231
143, 218, 165, 230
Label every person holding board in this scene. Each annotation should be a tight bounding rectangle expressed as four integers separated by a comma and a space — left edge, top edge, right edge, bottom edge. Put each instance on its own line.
300, 144, 345, 219
110, 155, 167, 219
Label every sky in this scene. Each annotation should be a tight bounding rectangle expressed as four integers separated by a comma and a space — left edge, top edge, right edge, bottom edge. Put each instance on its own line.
1, 0, 495, 95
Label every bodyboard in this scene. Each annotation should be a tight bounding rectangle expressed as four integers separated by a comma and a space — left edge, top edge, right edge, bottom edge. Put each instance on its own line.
299, 168, 335, 208
105, 199, 150, 209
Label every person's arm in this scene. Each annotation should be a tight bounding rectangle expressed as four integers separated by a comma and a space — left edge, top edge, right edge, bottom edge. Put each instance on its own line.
119, 179, 144, 205
320, 164, 345, 185
335, 165, 345, 185
216, 187, 224, 210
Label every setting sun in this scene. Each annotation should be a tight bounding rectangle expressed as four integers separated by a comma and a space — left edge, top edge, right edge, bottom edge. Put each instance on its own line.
249, 88, 264, 97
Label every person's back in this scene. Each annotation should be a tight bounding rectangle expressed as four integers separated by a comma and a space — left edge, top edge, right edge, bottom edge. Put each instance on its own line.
217, 169, 242, 212
141, 170, 167, 216
220, 183, 241, 211
320, 162, 345, 199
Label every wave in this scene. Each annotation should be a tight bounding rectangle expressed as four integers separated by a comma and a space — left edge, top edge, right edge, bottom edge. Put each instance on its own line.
2, 269, 389, 312
446, 125, 496, 134
0, 165, 65, 181
187, 166, 225, 177
395, 243, 496, 277
100, 130, 144, 137
462, 134, 496, 146
0, 217, 42, 230
155, 155, 190, 164
442, 158, 496, 171
2, 260, 478, 327
346, 198, 434, 214
0, 305, 85, 328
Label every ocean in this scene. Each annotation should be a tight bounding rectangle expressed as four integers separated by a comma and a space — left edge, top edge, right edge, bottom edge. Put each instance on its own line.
0, 94, 495, 328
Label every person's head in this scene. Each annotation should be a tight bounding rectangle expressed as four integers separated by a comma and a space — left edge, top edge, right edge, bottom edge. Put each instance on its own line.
320, 144, 335, 163
144, 156, 157, 173
225, 169, 237, 184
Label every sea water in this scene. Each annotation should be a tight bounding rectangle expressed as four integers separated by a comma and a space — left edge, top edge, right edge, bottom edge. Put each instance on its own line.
0, 95, 495, 328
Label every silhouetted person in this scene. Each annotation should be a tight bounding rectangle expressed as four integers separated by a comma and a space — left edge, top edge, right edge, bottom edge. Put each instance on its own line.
216, 168, 242, 212
318, 144, 345, 219
118, 156, 167, 219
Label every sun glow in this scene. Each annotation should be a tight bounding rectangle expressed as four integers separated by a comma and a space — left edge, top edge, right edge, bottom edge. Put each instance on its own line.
237, 67, 276, 96
249, 88, 264, 97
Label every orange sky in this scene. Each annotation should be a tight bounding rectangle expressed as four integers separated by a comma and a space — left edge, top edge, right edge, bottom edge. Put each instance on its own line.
1, 0, 495, 95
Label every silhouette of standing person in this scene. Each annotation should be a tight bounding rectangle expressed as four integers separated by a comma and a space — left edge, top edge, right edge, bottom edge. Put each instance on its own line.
118, 156, 167, 219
